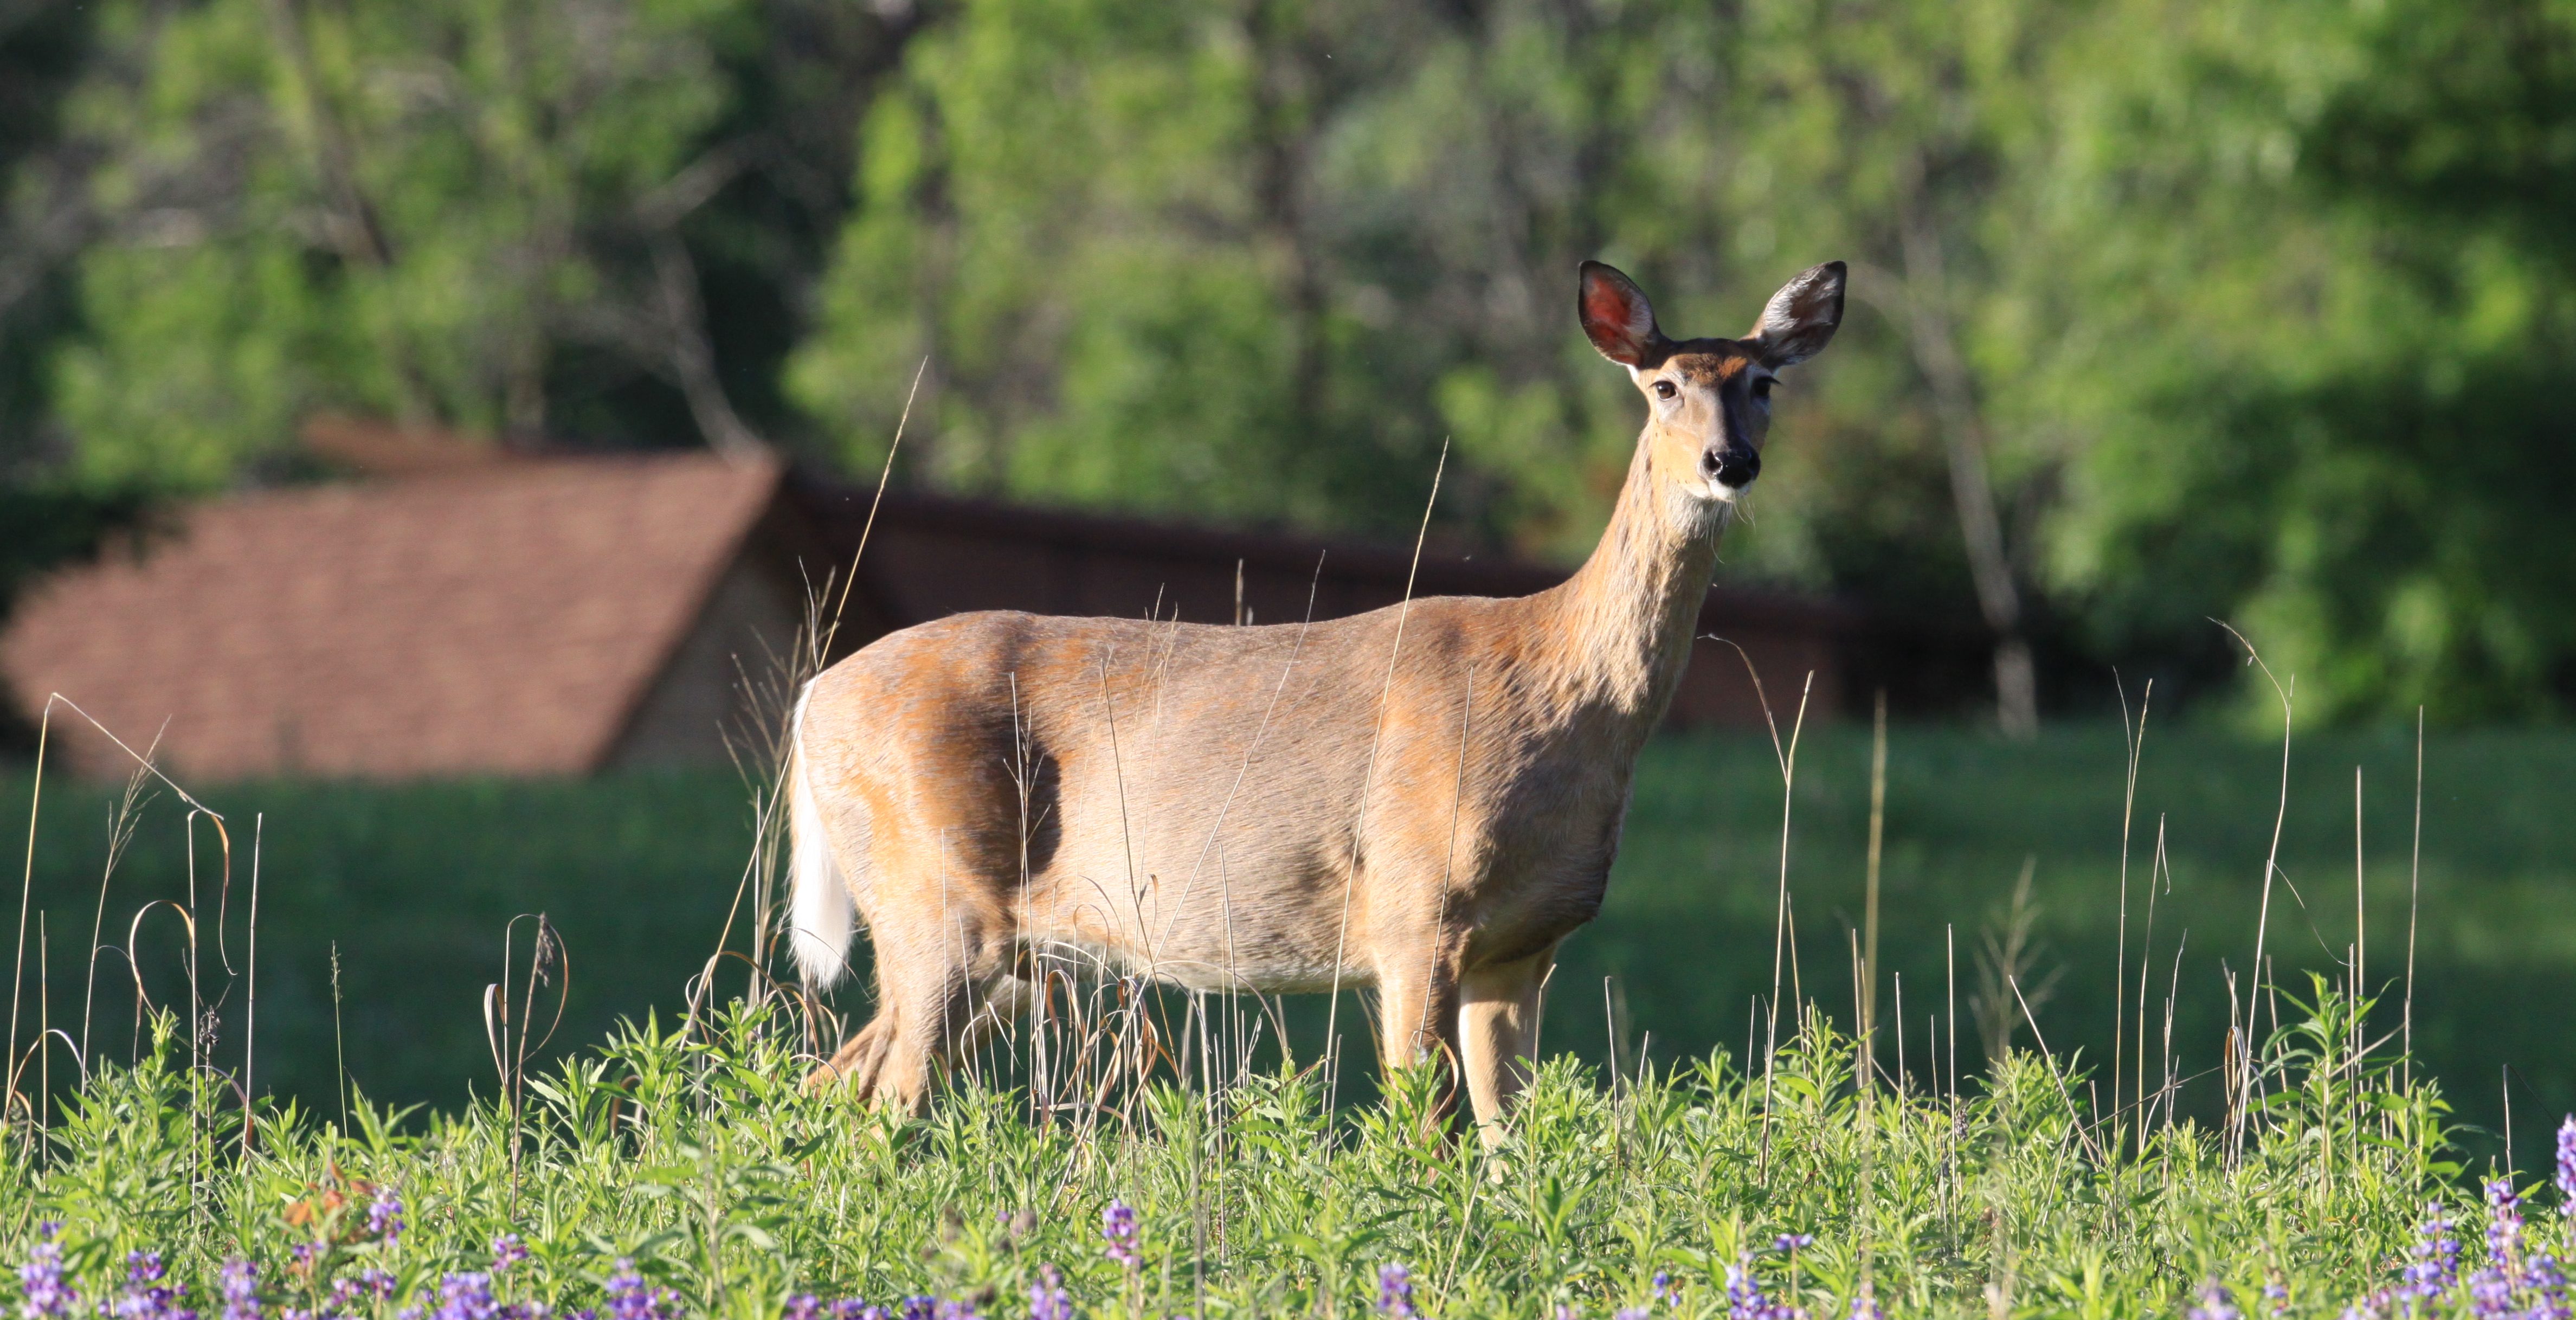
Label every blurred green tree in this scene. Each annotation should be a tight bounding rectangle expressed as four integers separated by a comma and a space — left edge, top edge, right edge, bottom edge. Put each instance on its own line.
46, 0, 756, 486
0, 0, 94, 465
1709, 0, 2082, 736
788, 0, 1762, 546
2024, 0, 2576, 722
12, 0, 915, 490
796, 0, 2576, 723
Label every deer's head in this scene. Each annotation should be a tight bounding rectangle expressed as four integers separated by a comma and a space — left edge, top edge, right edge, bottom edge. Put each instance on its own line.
1577, 259, 1846, 507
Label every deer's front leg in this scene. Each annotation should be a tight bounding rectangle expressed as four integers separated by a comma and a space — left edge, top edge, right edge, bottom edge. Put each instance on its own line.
1373, 941, 1465, 1125
1459, 945, 1554, 1147
1374, 956, 1464, 1067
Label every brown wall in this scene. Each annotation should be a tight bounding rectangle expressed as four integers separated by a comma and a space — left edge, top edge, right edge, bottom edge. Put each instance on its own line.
608, 555, 805, 769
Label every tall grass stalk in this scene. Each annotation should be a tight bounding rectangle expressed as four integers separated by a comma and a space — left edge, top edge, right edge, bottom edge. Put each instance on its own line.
2111, 677, 2149, 1161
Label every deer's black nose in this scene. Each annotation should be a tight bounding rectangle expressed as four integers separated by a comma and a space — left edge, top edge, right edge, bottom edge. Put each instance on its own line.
1704, 447, 1761, 489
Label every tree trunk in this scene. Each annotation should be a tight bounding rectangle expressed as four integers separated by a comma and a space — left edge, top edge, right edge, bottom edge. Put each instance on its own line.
1894, 176, 2039, 738
653, 232, 769, 462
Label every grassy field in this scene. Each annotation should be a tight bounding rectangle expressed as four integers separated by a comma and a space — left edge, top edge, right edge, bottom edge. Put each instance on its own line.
1566, 723, 2576, 1166
0, 984, 2506, 1320
3, 723, 2574, 1318
3, 723, 2572, 1151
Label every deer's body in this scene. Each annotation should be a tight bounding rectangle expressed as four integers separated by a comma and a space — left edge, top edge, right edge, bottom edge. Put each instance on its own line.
788, 260, 1845, 1137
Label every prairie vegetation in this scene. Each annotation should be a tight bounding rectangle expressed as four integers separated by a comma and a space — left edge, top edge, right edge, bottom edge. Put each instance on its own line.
0, 985, 2516, 1320
5, 726, 2569, 1134
4, 720, 2574, 1317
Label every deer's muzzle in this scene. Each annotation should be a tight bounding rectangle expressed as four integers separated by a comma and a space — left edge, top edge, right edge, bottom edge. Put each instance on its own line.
1703, 446, 1761, 491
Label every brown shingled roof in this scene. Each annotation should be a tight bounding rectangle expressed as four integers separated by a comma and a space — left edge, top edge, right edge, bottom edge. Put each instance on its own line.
1, 453, 784, 780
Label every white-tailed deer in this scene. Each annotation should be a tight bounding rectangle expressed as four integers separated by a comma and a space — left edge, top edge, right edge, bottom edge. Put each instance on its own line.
786, 259, 1845, 1137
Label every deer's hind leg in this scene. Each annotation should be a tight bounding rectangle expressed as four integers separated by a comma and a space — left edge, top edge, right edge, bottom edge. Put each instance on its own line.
809, 907, 1020, 1113
812, 1013, 898, 1097
806, 824, 1022, 1113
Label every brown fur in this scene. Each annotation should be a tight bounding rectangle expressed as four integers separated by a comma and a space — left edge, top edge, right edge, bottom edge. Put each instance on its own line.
787, 260, 1845, 1140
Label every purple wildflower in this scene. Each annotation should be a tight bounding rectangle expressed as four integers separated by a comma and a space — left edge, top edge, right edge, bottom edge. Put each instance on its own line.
2560, 1118, 2576, 1217
107, 1251, 195, 1320
782, 1297, 821, 1320
331, 1271, 396, 1313
896, 1299, 933, 1320
1376, 1265, 1418, 1320
218, 1261, 259, 1320
144, 1287, 200, 1320
826, 1304, 882, 1320
2408, 1203, 2465, 1301
490, 1238, 528, 1276
1653, 1272, 1679, 1309
2472, 1269, 2518, 1320
1726, 1253, 1801, 1320
2529, 1253, 2570, 1320
1026, 1268, 1069, 1320
1849, 1281, 1883, 1320
1102, 1202, 1141, 1272
1772, 1236, 1813, 1256
2495, 1179, 2530, 1276
367, 1192, 404, 1246
2263, 1279, 2289, 1319
930, 1304, 976, 1320
20, 1224, 78, 1320
1613, 1309, 1650, 1320
430, 1274, 499, 1320
601, 1263, 677, 1320
2186, 1281, 2242, 1320
1725, 1256, 1762, 1320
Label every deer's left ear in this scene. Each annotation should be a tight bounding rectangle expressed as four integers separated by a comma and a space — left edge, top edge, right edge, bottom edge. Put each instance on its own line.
1748, 261, 1846, 369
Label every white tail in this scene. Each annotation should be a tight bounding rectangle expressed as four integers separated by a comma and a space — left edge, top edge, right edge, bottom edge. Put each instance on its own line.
785, 684, 855, 987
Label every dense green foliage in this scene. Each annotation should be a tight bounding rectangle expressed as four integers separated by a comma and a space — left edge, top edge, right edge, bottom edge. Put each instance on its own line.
43, 0, 748, 485
6, 0, 2576, 718
8, 725, 2571, 1162
2011, 0, 2576, 721
0, 0, 905, 477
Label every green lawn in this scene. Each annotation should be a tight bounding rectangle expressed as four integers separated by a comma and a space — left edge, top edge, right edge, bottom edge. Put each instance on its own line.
1561, 724, 2576, 1166
5, 723, 2571, 1155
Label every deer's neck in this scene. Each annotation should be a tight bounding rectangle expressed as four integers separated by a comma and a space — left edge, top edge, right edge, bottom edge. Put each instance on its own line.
1536, 441, 1726, 723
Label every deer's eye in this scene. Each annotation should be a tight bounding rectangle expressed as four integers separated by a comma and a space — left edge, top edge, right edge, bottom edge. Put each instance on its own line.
1652, 380, 1677, 400
1751, 377, 1776, 400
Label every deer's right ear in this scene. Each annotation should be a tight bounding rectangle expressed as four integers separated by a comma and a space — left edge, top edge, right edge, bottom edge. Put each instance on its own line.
1578, 261, 1666, 368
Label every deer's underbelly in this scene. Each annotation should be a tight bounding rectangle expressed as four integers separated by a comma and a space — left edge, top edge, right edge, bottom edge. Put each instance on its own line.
1015, 928, 1369, 995
1015, 849, 1369, 994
